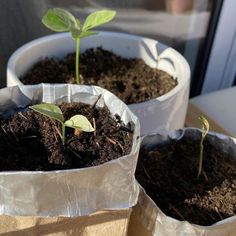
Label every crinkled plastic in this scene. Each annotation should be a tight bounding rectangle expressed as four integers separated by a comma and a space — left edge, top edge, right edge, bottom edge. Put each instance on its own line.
0, 84, 140, 217
129, 128, 236, 236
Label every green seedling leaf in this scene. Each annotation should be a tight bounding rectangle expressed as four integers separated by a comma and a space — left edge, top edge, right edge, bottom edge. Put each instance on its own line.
71, 27, 81, 39
199, 116, 210, 139
197, 115, 210, 178
42, 8, 116, 84
82, 10, 116, 31
29, 103, 64, 123
42, 8, 78, 32
76, 19, 81, 28
65, 115, 95, 132
30, 103, 95, 145
79, 31, 97, 38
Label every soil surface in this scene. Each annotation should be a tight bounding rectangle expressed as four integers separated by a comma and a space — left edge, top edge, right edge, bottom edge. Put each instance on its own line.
136, 135, 236, 226
21, 48, 177, 104
0, 102, 133, 171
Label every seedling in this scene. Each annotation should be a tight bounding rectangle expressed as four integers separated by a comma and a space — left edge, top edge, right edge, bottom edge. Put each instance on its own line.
197, 116, 209, 178
29, 103, 95, 145
42, 8, 116, 84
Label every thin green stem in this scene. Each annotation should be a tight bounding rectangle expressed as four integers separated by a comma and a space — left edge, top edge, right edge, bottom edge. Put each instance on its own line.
198, 139, 204, 178
197, 116, 209, 179
62, 123, 66, 145
75, 38, 80, 84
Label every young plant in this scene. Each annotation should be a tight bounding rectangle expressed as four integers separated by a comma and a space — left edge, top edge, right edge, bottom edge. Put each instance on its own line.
197, 116, 210, 178
42, 8, 116, 84
29, 103, 95, 145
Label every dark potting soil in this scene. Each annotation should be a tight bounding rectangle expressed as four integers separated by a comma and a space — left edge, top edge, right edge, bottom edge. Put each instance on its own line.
21, 48, 177, 104
136, 136, 236, 226
0, 102, 133, 171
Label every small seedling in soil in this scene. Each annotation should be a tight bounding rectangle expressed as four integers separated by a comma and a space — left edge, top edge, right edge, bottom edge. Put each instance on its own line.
42, 8, 116, 84
30, 103, 95, 145
198, 116, 209, 178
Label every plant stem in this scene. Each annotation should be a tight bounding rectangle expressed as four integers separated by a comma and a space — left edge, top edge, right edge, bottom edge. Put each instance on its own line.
198, 138, 204, 178
75, 37, 80, 84
62, 123, 66, 145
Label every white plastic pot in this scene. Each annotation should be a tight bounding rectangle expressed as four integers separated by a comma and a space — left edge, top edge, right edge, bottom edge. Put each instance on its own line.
129, 128, 236, 236
0, 84, 140, 217
7, 32, 190, 135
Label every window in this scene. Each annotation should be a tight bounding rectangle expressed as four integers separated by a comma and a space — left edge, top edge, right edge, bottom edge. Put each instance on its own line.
0, 0, 226, 96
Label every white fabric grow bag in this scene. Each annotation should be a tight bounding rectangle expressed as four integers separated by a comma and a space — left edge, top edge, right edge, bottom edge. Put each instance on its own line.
129, 128, 236, 236
7, 31, 190, 135
0, 84, 140, 217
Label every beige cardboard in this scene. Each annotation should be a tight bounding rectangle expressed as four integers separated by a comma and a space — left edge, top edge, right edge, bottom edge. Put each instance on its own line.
128, 204, 151, 236
0, 209, 131, 236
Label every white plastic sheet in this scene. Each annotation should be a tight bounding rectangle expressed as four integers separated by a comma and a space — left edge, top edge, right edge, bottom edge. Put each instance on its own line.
0, 84, 140, 217
130, 128, 236, 236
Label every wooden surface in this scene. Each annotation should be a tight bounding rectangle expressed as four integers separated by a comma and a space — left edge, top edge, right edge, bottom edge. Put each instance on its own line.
185, 102, 231, 136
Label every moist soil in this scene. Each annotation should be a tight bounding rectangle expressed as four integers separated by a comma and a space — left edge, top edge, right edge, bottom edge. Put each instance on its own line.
136, 135, 236, 226
21, 48, 177, 104
0, 102, 133, 171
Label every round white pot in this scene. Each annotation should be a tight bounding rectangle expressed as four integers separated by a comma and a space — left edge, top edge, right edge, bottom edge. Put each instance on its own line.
7, 32, 190, 135
0, 83, 140, 217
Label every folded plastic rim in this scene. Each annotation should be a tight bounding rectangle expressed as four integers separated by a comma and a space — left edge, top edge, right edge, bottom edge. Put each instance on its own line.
0, 84, 140, 217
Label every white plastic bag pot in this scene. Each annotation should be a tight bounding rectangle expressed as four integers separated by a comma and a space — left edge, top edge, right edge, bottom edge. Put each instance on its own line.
129, 128, 236, 236
0, 83, 140, 217
7, 32, 190, 135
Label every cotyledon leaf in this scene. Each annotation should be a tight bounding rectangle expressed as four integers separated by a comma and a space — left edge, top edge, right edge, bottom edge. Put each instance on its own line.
65, 115, 95, 132
29, 103, 64, 123
42, 8, 78, 32
82, 10, 116, 31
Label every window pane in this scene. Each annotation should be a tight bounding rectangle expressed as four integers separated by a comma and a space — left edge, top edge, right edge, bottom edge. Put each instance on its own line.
0, 0, 214, 91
